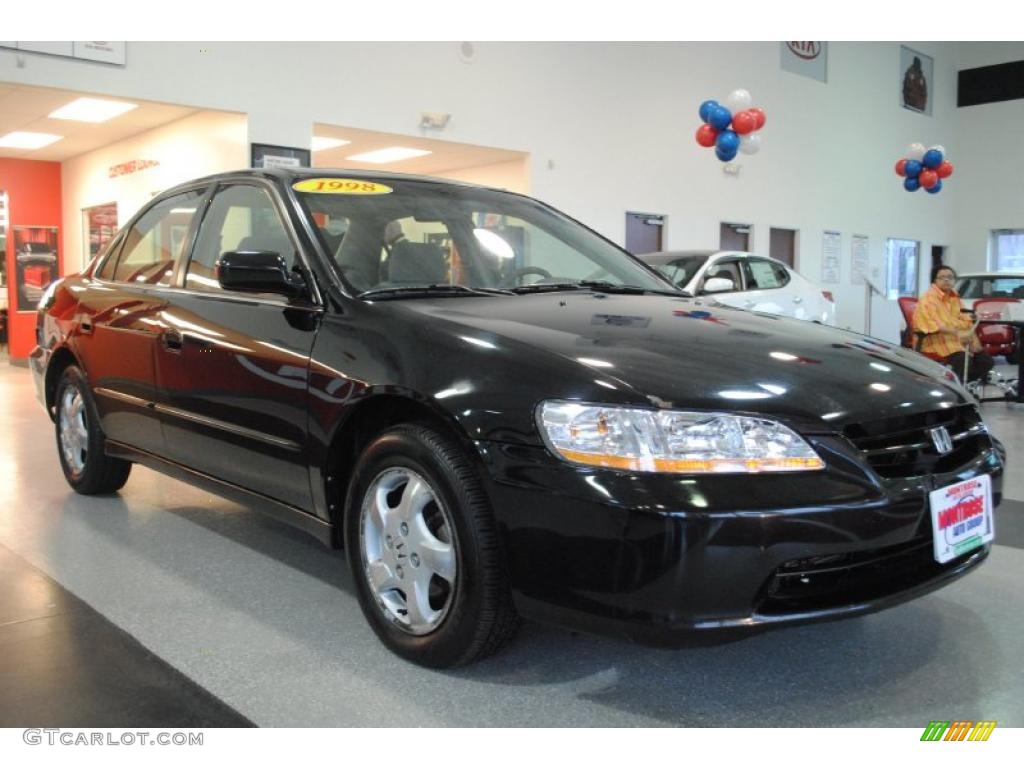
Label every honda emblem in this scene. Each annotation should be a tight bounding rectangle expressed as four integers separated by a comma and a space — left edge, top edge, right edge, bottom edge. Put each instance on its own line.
928, 426, 953, 455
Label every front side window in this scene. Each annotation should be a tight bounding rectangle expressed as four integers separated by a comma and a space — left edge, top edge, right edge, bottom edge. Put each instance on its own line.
294, 180, 671, 296
110, 190, 204, 285
990, 229, 1024, 271
701, 259, 742, 292
187, 184, 296, 292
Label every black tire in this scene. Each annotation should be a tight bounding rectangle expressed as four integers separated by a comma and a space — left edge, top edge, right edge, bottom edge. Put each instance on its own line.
54, 365, 132, 495
344, 423, 519, 667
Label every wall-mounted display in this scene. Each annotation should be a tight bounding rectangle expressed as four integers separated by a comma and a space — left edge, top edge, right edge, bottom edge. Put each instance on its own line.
83, 203, 118, 263
12, 225, 59, 312
900, 46, 932, 115
251, 143, 311, 169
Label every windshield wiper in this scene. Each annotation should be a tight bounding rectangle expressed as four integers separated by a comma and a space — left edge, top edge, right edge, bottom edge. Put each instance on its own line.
511, 280, 684, 296
358, 284, 515, 299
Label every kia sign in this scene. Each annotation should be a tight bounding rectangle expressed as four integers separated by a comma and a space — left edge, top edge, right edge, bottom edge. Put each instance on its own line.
781, 41, 827, 82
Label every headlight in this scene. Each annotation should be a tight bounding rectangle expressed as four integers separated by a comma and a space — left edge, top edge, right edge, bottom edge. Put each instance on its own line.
537, 401, 825, 473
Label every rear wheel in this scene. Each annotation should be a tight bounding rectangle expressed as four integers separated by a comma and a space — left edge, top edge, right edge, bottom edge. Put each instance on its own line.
55, 365, 132, 494
344, 423, 519, 667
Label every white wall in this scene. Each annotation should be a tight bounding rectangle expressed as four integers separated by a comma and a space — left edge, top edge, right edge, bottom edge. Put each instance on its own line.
432, 159, 529, 193
61, 111, 247, 271
4, 41, 1017, 340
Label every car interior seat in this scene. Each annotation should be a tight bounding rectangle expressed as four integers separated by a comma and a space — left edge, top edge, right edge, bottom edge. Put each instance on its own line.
388, 242, 448, 284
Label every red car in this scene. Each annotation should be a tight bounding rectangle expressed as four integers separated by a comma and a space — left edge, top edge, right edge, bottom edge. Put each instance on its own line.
956, 272, 1024, 362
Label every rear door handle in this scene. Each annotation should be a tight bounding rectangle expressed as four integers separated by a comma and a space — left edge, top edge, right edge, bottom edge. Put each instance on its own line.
161, 329, 183, 351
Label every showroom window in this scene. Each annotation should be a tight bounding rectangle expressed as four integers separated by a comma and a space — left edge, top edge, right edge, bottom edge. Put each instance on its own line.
110, 190, 204, 285
990, 229, 1024, 271
885, 238, 919, 298
186, 184, 295, 292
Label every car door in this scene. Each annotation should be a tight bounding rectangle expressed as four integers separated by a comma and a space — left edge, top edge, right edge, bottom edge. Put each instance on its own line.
75, 189, 206, 455
153, 180, 322, 508
738, 257, 805, 319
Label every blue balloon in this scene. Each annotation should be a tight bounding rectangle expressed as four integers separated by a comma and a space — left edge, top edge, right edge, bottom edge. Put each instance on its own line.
709, 105, 733, 131
715, 145, 738, 162
716, 129, 740, 154
922, 149, 943, 169
904, 159, 923, 178
904, 177, 921, 192
699, 99, 719, 123
926, 179, 943, 194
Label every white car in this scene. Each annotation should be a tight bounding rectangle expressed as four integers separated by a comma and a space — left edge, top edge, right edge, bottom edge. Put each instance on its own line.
955, 271, 1024, 302
639, 250, 837, 325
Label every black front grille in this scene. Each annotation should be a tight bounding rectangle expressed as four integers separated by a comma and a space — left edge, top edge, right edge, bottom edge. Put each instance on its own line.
758, 537, 978, 615
843, 406, 988, 478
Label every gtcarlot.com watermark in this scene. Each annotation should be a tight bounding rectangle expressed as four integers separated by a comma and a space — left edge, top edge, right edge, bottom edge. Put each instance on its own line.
23, 729, 203, 747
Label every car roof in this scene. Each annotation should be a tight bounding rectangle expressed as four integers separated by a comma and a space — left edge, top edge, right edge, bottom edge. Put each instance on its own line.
162, 167, 498, 194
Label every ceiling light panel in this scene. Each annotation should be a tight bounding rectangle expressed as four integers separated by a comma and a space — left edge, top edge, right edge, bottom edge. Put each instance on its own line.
0, 131, 63, 149
311, 136, 351, 151
49, 97, 137, 123
346, 147, 432, 164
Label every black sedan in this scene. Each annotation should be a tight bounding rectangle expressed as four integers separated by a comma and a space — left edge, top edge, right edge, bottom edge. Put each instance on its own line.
31, 169, 1001, 667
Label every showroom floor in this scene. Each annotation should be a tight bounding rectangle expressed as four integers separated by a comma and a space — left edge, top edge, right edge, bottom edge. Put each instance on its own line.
1, 361, 1022, 728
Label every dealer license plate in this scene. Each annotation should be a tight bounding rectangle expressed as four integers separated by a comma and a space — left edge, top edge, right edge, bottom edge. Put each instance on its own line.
929, 474, 995, 564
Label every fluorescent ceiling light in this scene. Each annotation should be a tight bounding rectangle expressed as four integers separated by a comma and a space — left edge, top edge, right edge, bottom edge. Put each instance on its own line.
346, 146, 432, 164
49, 97, 137, 123
311, 136, 351, 151
0, 131, 63, 149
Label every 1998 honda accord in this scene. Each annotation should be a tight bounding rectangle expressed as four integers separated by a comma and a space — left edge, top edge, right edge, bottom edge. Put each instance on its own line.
32, 169, 1000, 667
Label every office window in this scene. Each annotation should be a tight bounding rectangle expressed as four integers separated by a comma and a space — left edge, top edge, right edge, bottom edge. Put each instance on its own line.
885, 238, 919, 298
990, 229, 1024, 271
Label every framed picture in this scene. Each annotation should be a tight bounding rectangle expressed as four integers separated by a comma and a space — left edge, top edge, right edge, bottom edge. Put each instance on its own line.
12, 225, 59, 312
250, 143, 311, 170
900, 46, 933, 115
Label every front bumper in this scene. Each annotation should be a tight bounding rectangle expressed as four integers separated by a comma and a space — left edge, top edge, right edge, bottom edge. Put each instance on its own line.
479, 432, 1001, 645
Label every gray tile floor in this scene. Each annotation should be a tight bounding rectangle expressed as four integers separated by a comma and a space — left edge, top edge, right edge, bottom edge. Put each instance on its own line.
2, 359, 1023, 727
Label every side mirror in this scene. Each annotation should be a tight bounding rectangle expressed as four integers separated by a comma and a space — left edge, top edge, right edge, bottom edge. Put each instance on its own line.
702, 276, 735, 294
216, 251, 306, 297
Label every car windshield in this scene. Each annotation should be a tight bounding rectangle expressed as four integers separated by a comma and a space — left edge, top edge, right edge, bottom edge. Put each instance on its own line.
293, 178, 675, 297
957, 275, 1024, 299
652, 255, 709, 287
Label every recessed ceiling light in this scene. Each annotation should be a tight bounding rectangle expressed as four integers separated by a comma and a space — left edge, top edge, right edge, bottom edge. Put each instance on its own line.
0, 131, 63, 149
346, 147, 432, 164
49, 97, 137, 123
311, 136, 351, 152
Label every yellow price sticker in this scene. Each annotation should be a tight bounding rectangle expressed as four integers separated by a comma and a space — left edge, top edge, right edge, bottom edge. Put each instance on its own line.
292, 178, 393, 195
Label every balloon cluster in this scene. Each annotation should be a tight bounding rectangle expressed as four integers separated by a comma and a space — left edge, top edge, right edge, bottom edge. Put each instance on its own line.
695, 89, 766, 162
895, 143, 954, 194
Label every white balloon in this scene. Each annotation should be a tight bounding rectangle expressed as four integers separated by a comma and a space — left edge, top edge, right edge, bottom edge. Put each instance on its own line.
725, 88, 753, 113
740, 132, 761, 155
906, 143, 926, 161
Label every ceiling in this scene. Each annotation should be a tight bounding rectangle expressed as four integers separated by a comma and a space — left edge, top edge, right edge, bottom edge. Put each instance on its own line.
312, 123, 526, 175
0, 82, 526, 175
0, 82, 201, 161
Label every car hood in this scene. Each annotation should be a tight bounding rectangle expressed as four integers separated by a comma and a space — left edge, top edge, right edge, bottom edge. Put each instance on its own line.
396, 292, 969, 432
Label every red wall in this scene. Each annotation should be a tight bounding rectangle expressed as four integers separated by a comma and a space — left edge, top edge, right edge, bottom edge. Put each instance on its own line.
1, 158, 63, 360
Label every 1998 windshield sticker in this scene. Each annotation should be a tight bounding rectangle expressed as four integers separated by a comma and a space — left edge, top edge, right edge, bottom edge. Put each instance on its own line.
292, 178, 393, 195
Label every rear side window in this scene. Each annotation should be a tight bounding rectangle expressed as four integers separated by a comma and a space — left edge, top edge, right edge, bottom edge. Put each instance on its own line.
111, 191, 204, 285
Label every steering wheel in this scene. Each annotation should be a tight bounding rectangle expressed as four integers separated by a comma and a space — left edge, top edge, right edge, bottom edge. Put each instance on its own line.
501, 266, 553, 287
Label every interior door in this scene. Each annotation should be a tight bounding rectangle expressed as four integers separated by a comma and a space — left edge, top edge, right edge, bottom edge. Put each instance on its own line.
154, 181, 321, 507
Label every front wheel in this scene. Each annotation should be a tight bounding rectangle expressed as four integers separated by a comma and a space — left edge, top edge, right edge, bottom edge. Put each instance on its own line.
344, 424, 519, 667
55, 365, 132, 494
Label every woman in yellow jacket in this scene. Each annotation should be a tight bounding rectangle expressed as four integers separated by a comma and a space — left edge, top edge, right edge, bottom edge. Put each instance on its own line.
913, 265, 994, 383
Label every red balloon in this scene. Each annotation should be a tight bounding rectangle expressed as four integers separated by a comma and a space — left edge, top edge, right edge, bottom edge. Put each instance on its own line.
748, 107, 766, 129
731, 110, 756, 135
920, 169, 939, 189
895, 159, 907, 176
937, 160, 954, 178
695, 123, 718, 148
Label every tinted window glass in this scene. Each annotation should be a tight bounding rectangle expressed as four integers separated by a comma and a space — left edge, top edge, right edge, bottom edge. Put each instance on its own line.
957, 276, 1024, 299
112, 191, 203, 285
187, 185, 295, 292
744, 258, 789, 290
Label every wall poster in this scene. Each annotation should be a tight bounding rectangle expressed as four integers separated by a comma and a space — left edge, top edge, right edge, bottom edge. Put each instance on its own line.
83, 202, 118, 263
900, 46, 933, 115
821, 230, 841, 284
851, 234, 869, 285
12, 226, 59, 312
